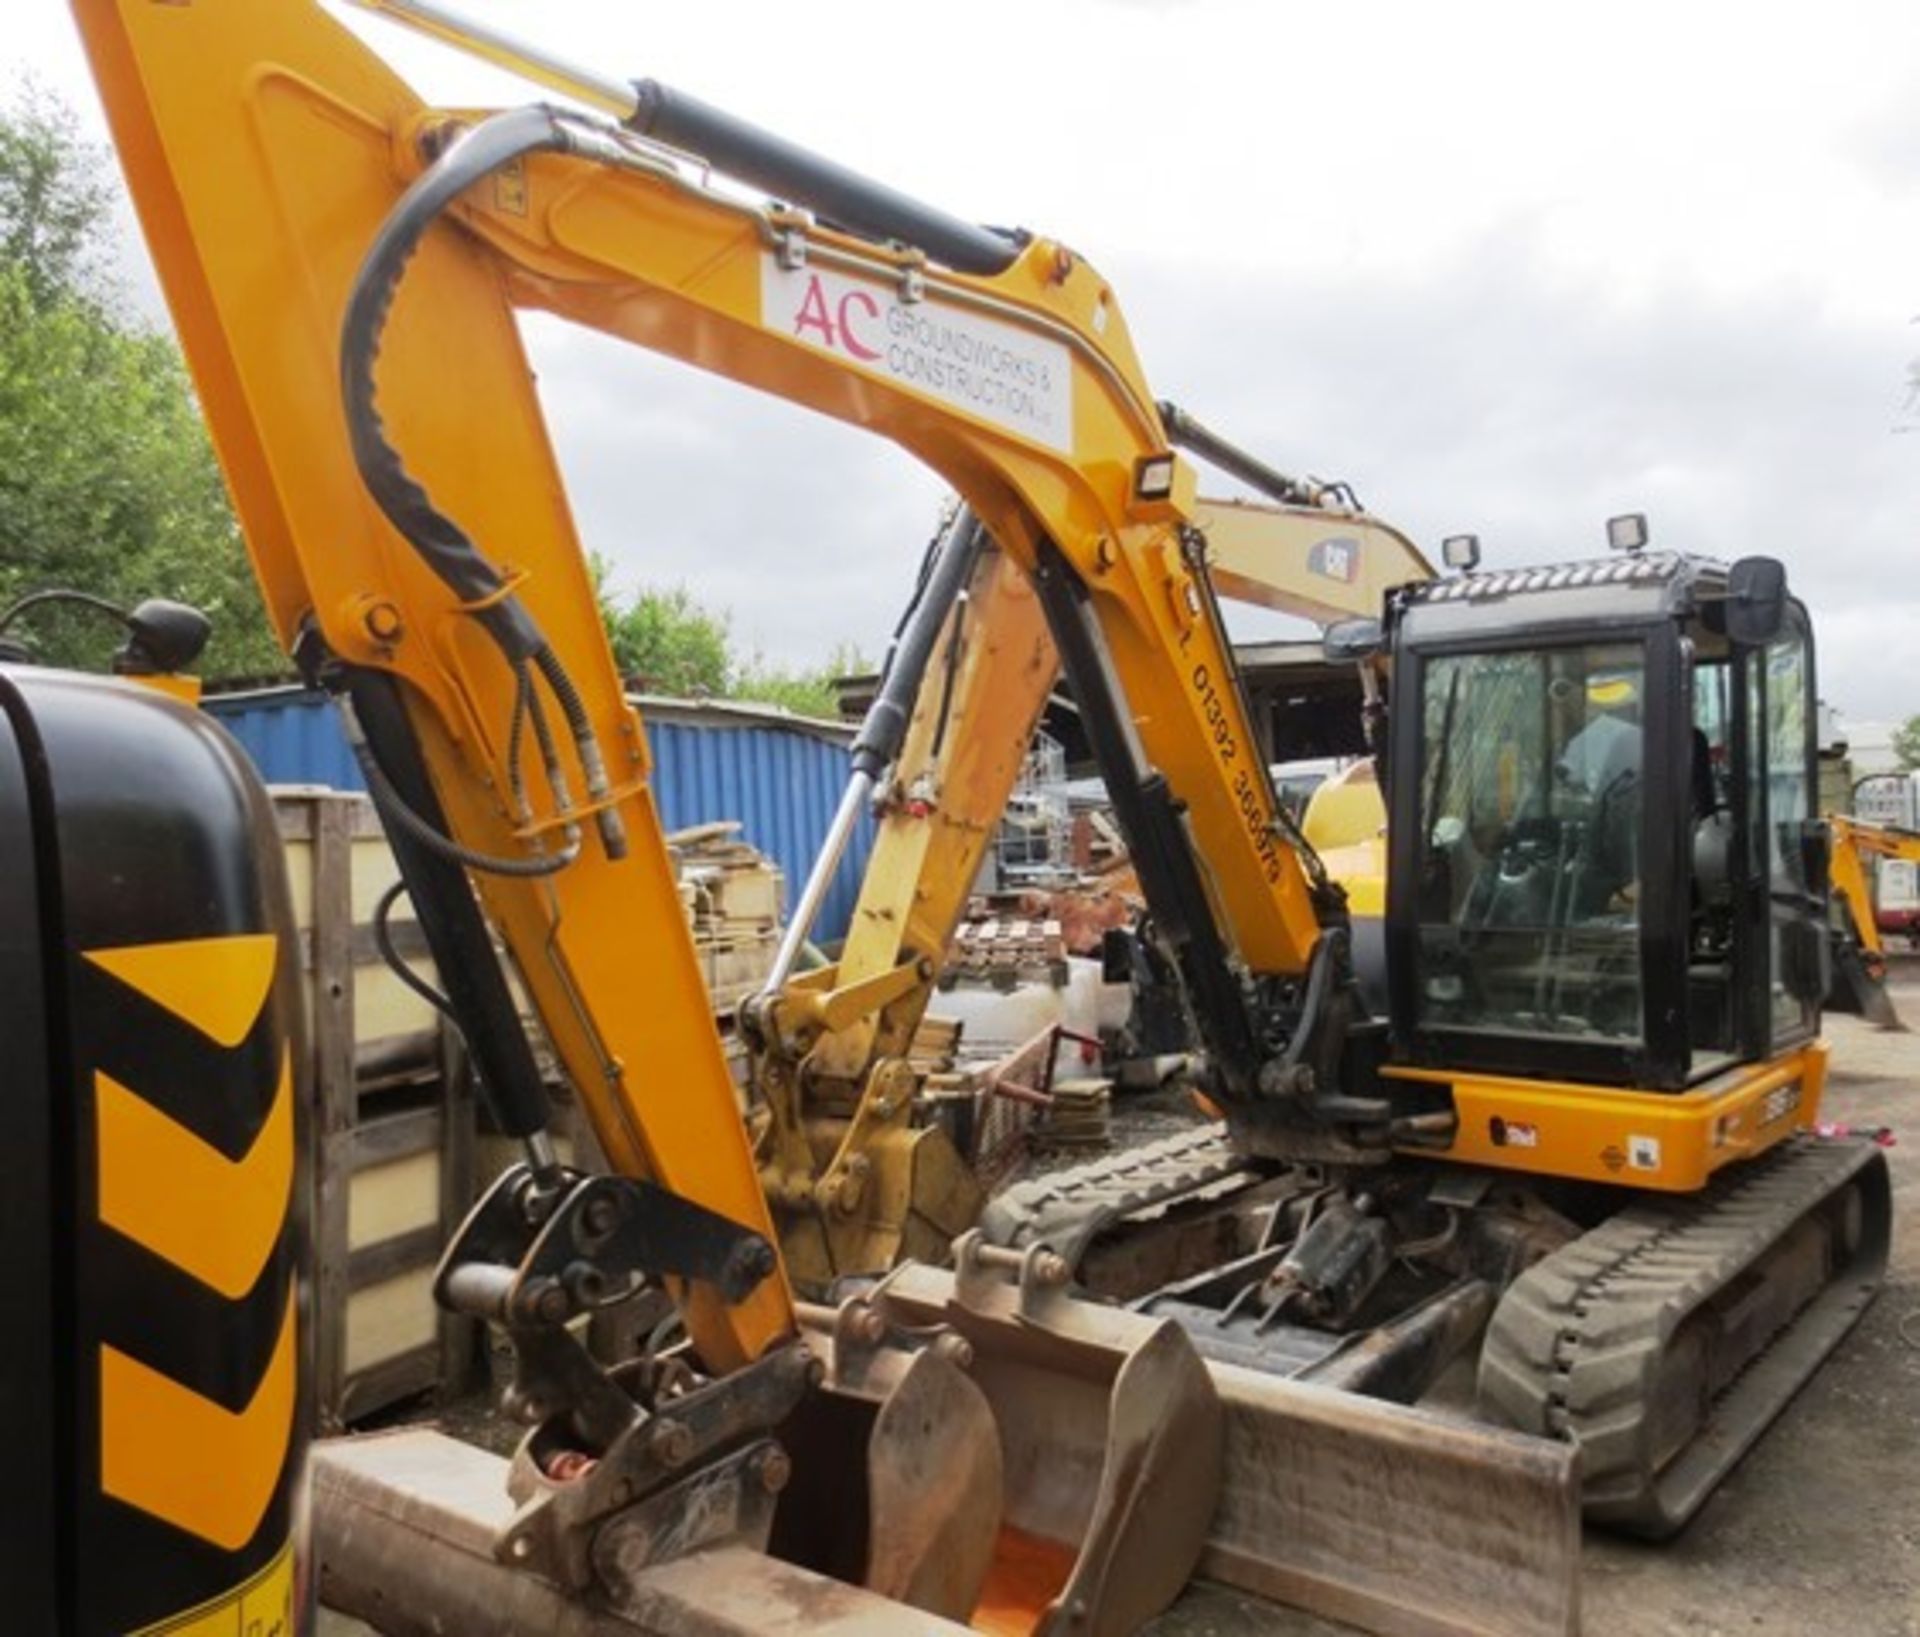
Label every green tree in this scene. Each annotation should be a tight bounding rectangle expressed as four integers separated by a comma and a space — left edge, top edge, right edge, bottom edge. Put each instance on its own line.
0, 83, 279, 678
1894, 714, 1920, 771
595, 568, 732, 697
733, 641, 867, 719
591, 560, 863, 717
0, 85, 110, 313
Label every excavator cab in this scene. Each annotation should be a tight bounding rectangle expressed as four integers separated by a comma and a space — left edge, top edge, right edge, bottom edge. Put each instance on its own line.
1383, 549, 1827, 1092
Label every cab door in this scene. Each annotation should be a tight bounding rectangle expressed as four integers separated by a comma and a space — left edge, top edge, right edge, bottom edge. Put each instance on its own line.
1744, 609, 1825, 1053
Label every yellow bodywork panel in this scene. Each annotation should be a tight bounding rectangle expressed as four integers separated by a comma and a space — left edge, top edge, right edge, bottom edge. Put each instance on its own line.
1388, 1041, 1830, 1191
1197, 498, 1433, 625
101, 1290, 300, 1553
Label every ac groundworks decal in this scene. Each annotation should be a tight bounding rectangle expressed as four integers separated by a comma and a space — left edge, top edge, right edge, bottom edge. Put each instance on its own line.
763, 256, 1073, 453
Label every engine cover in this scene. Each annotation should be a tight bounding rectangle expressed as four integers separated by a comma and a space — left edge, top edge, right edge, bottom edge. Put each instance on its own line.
0, 668, 309, 1634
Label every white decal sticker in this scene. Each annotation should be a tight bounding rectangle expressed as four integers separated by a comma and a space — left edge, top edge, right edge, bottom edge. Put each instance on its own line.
1628, 1134, 1661, 1171
1308, 536, 1360, 584
762, 258, 1073, 453
1760, 1081, 1801, 1127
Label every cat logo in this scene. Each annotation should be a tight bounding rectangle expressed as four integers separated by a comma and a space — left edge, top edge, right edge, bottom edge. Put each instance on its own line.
85, 933, 297, 1554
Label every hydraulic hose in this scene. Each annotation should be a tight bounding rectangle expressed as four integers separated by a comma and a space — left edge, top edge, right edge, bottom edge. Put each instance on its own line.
848, 507, 989, 779
341, 105, 565, 659
340, 105, 626, 858
760, 506, 988, 993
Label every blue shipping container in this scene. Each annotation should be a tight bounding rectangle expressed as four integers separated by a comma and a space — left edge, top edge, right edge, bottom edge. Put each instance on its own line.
205, 687, 874, 942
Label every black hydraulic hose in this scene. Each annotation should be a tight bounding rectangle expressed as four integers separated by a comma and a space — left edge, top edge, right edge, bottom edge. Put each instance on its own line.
373, 878, 460, 1024
871, 521, 947, 694
344, 666, 555, 1146
340, 105, 566, 661
350, 714, 580, 878
341, 105, 627, 858
848, 507, 989, 779
1157, 400, 1330, 510
626, 80, 1023, 277
760, 507, 989, 992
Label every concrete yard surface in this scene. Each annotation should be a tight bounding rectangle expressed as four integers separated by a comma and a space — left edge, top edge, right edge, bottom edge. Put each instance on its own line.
321, 961, 1920, 1637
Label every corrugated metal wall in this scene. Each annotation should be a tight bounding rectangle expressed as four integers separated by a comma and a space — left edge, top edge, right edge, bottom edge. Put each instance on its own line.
645, 719, 873, 943
205, 688, 874, 941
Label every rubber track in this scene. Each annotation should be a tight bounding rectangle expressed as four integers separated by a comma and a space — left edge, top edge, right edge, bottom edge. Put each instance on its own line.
979, 1126, 1247, 1268
1477, 1134, 1889, 1537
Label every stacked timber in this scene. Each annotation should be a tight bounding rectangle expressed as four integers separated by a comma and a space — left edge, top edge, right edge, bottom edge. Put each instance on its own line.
669, 821, 786, 1011
1036, 1076, 1113, 1151
909, 1013, 964, 1076
948, 912, 1070, 988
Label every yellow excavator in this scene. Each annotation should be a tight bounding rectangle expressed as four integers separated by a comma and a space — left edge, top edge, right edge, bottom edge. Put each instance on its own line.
747, 488, 1433, 1292
38, 0, 1880, 1632
1827, 813, 1920, 1027
54, 1, 1581, 1633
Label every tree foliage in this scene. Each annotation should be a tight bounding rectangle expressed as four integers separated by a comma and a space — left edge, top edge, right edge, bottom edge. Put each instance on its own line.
1894, 714, 1920, 771
733, 642, 869, 719
593, 559, 862, 718
0, 83, 279, 678
595, 571, 733, 697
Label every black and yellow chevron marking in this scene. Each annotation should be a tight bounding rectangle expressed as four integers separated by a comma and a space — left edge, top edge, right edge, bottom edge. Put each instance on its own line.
84, 932, 302, 1581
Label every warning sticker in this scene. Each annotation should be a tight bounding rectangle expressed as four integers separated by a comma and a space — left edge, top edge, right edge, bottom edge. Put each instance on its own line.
1627, 1134, 1662, 1172
1308, 536, 1360, 584
762, 258, 1073, 453
131, 1539, 294, 1636
1761, 1081, 1802, 1127
1489, 1115, 1539, 1149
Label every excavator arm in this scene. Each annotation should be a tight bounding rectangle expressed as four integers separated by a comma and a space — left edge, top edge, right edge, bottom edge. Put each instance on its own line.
766, 496, 1427, 1284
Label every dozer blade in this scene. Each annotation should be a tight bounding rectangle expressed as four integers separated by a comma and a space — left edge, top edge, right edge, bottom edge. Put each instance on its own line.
1480, 1133, 1891, 1538
314, 1430, 974, 1636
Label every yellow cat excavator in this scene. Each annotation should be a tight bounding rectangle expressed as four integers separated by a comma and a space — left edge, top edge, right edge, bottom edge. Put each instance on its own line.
43, 0, 1877, 1632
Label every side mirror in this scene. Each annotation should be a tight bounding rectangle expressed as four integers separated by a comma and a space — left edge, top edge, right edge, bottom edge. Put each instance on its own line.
118, 598, 214, 675
1324, 617, 1384, 665
1724, 557, 1787, 647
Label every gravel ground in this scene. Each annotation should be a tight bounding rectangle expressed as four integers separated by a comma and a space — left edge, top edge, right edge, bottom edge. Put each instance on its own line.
321, 960, 1920, 1635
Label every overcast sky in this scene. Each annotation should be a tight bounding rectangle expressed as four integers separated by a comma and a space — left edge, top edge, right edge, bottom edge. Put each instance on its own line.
20, 0, 1920, 731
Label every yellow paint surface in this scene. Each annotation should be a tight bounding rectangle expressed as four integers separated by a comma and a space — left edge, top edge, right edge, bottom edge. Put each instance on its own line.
129, 1540, 294, 1636
102, 1289, 298, 1552
97, 1049, 293, 1298
85, 933, 278, 1048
